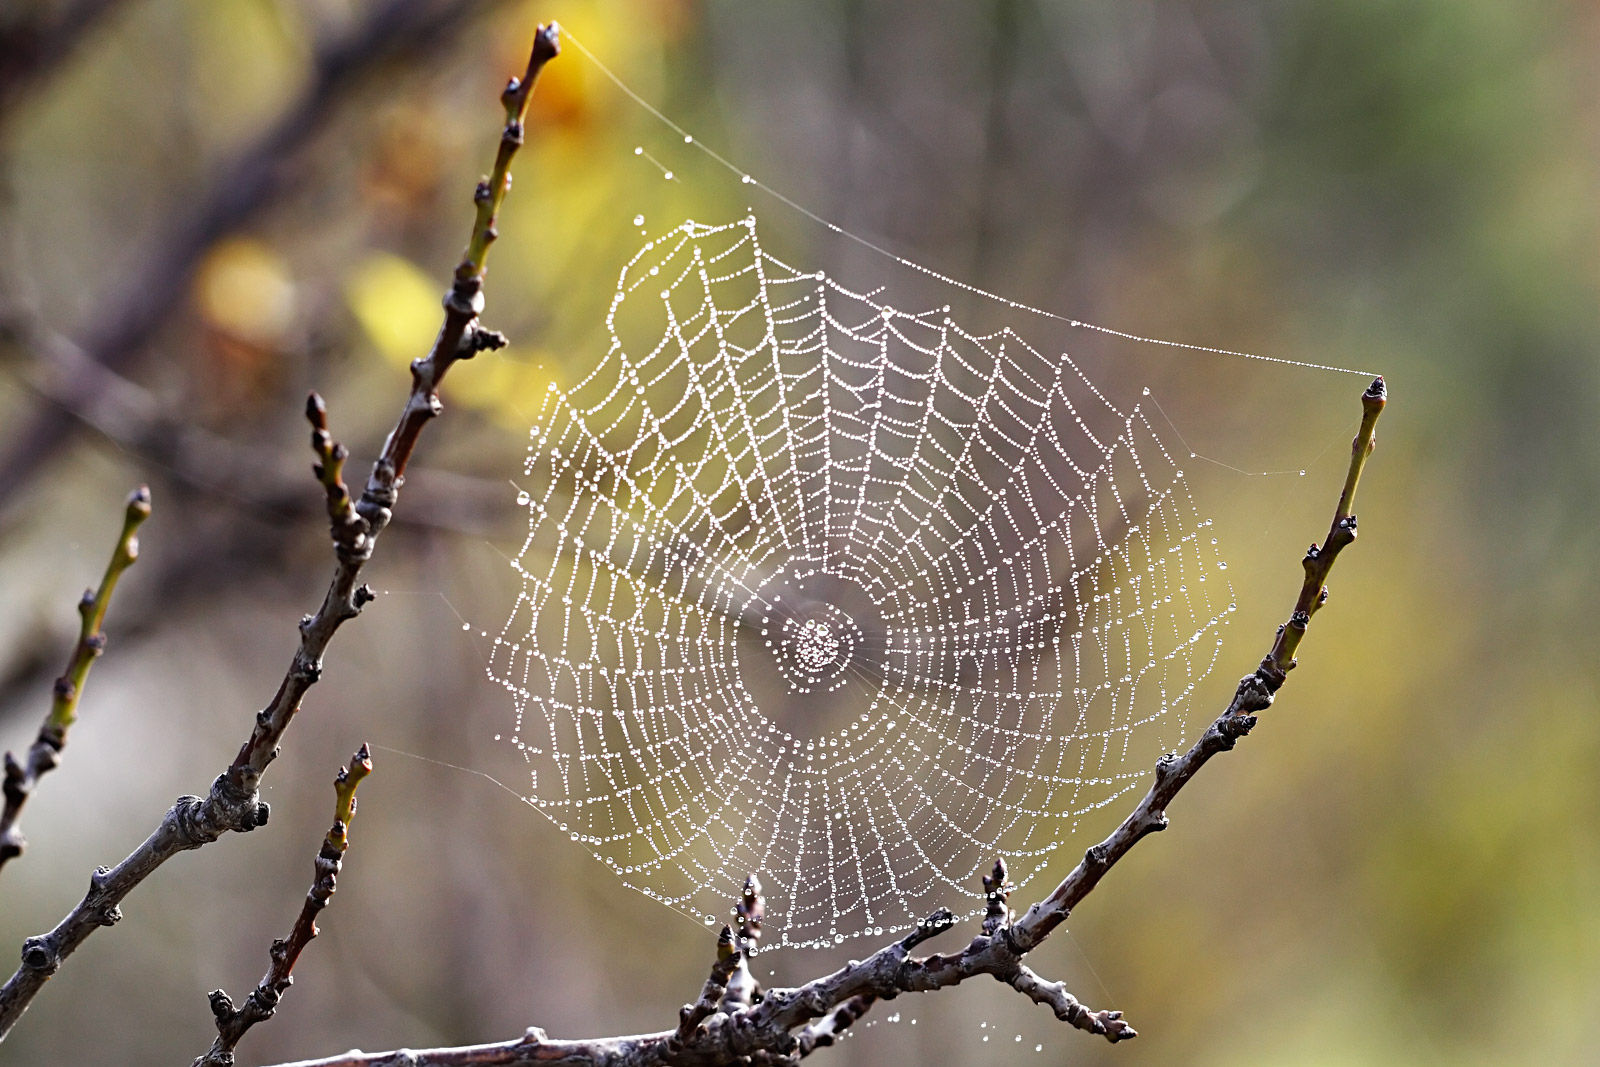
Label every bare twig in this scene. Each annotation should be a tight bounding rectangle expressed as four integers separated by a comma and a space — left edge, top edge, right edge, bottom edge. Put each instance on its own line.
0, 0, 518, 519
195, 745, 374, 1067
257, 377, 1387, 1067
0, 24, 561, 1041
0, 486, 149, 875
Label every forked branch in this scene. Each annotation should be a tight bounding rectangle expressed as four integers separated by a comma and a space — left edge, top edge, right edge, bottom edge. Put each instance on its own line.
0, 25, 562, 1041
257, 378, 1387, 1065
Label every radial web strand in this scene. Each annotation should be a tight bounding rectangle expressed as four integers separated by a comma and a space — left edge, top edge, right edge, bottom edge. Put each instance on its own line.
489, 216, 1235, 948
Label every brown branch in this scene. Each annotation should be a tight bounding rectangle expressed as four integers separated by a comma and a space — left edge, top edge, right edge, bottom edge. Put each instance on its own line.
0, 24, 562, 1041
257, 377, 1387, 1067
0, 485, 149, 875
195, 745, 374, 1067
0, 0, 519, 520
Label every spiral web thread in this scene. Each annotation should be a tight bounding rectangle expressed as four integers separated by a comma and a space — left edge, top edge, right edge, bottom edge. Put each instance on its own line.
489, 216, 1235, 948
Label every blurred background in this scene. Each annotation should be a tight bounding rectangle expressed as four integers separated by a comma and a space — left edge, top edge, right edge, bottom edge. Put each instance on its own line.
1, 0, 1596, 1064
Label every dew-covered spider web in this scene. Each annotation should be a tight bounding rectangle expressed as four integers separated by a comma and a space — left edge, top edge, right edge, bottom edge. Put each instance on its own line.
488, 214, 1237, 948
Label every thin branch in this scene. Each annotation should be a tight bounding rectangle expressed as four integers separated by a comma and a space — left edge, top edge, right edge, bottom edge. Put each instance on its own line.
257, 377, 1387, 1067
0, 485, 149, 874
0, 24, 562, 1041
195, 745, 374, 1067
0, 0, 518, 519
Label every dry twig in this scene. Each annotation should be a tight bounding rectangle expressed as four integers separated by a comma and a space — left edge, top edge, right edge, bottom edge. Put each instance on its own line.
253, 379, 1387, 1065
195, 745, 374, 1067
0, 23, 562, 1040
0, 486, 150, 874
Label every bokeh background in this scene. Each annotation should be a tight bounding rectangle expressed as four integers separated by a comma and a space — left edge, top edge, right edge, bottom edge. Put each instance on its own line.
1, 0, 1596, 1064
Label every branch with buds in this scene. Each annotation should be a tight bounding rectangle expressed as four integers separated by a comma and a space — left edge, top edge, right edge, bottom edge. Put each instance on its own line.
0, 486, 150, 874
195, 746, 374, 1067
259, 378, 1387, 1066
0, 24, 562, 1042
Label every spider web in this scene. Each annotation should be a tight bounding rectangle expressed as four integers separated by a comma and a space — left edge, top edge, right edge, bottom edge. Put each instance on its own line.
488, 215, 1234, 948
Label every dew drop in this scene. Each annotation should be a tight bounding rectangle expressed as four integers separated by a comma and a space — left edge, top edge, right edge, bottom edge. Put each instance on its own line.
632, 214, 644, 226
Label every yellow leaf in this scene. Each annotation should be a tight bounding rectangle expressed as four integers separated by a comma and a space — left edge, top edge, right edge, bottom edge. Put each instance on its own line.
343, 253, 441, 368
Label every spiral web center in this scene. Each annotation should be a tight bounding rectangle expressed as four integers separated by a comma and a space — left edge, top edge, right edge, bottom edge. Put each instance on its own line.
489, 216, 1235, 947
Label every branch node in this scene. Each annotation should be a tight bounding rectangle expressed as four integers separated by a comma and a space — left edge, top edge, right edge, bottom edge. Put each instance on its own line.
19, 937, 56, 974
459, 325, 508, 360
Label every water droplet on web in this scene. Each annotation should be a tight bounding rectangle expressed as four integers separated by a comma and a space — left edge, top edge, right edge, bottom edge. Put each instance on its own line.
516, 491, 530, 506
632, 214, 644, 226
486, 215, 1239, 950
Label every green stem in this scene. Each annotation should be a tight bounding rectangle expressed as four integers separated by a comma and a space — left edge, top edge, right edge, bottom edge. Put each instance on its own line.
1, 486, 151, 874
49, 487, 152, 730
